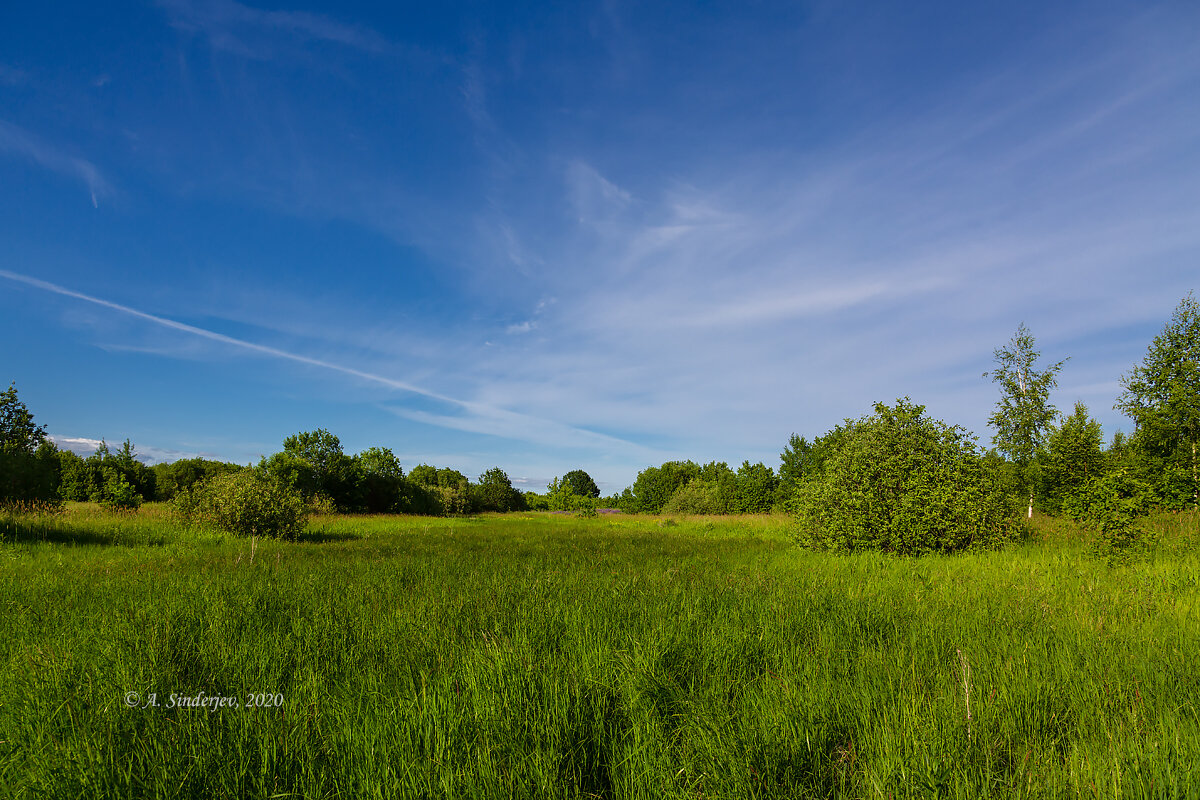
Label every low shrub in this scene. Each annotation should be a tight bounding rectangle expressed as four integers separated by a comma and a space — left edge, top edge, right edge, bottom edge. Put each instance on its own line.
661, 481, 723, 515
1071, 469, 1156, 561
175, 471, 308, 539
96, 470, 142, 512
575, 496, 598, 518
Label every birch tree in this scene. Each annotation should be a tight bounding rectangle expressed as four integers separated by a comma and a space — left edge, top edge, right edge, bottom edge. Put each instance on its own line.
985, 323, 1067, 518
1116, 292, 1200, 510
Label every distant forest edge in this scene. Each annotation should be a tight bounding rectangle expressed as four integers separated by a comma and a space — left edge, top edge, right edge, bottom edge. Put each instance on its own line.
3, 293, 1198, 542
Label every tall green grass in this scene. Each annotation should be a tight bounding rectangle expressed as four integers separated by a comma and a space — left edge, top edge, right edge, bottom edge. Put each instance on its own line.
1, 505, 1197, 798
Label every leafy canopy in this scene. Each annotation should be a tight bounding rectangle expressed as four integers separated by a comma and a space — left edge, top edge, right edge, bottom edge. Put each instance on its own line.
986, 323, 1068, 467
0, 383, 48, 455
1116, 292, 1200, 508
561, 469, 600, 499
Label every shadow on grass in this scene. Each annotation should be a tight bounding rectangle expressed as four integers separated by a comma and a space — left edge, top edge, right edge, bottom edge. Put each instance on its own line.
0, 515, 168, 547
292, 527, 364, 544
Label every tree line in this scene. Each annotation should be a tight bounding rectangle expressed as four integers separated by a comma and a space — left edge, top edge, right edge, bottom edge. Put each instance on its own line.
3, 293, 1197, 541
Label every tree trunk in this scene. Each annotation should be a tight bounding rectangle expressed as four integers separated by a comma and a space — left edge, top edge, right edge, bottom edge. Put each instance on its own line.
1027, 491, 1033, 519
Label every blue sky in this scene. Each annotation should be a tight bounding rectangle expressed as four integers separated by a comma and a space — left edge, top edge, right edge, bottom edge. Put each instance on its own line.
2, 0, 1198, 493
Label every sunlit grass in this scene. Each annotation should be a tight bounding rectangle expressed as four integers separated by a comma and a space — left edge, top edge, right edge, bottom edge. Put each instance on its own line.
0, 505, 1196, 798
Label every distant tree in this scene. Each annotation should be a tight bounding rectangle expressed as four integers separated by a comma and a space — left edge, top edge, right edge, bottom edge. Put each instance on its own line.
0, 383, 47, 454
278, 429, 358, 508
778, 434, 812, 504
1040, 402, 1106, 516
437, 468, 469, 489
260, 450, 320, 498
561, 469, 600, 499
356, 447, 405, 481
523, 490, 551, 511
354, 447, 406, 513
408, 464, 439, 487
631, 461, 700, 514
1116, 293, 1200, 509
985, 323, 1068, 517
474, 467, 523, 512
152, 458, 244, 501
108, 439, 157, 501
546, 477, 581, 511
57, 449, 97, 501
599, 487, 637, 513
0, 384, 60, 505
406, 464, 472, 515
733, 461, 778, 513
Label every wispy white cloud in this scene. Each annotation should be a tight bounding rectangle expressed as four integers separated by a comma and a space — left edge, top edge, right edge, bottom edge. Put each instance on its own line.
158, 0, 387, 57
48, 435, 213, 465
48, 436, 105, 457
1, 269, 649, 458
566, 160, 632, 225
0, 120, 109, 207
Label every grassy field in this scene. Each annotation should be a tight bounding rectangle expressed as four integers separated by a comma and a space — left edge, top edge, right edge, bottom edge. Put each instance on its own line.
1, 504, 1198, 799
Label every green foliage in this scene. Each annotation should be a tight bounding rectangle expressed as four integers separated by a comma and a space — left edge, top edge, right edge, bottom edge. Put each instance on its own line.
473, 467, 524, 513
599, 487, 638, 513
561, 469, 600, 499
776, 428, 849, 512
96, 469, 142, 512
522, 490, 550, 511
353, 447, 407, 513
661, 480, 724, 514
546, 476, 582, 511
574, 496, 598, 518
777, 433, 811, 501
1068, 469, 1157, 561
631, 461, 700, 513
0, 384, 61, 506
1116, 292, 1200, 509
1039, 402, 1106, 516
732, 460, 778, 513
175, 470, 308, 539
407, 464, 438, 487
151, 458, 244, 501
1102, 427, 1193, 511
0, 382, 48, 455
56, 449, 96, 501
273, 429, 359, 509
793, 399, 1020, 554
407, 464, 475, 515
985, 323, 1068, 513
52, 439, 155, 507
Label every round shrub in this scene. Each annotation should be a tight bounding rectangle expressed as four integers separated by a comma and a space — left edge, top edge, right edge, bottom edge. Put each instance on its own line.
793, 399, 1021, 554
175, 471, 308, 539
661, 481, 724, 515
96, 469, 142, 512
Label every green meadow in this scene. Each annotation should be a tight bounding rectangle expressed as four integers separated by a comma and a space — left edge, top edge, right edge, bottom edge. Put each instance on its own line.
1, 505, 1198, 799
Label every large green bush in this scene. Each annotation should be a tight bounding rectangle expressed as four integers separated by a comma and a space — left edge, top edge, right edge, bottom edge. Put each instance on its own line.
175, 471, 308, 539
661, 481, 724, 514
793, 399, 1021, 554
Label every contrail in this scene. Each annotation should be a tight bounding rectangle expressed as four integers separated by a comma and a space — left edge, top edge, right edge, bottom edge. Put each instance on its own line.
0, 269, 645, 453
